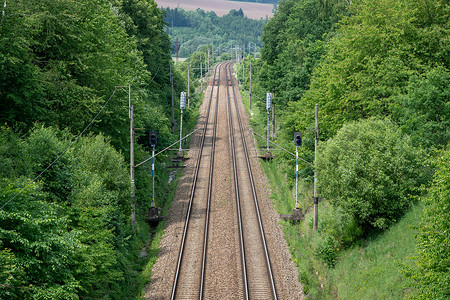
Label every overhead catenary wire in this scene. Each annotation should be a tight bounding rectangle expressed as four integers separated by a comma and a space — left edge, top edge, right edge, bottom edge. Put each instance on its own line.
250, 129, 313, 167
0, 88, 118, 211
135, 126, 203, 168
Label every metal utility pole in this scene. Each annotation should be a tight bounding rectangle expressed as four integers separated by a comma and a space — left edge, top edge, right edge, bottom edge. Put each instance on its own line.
200, 53, 203, 92
313, 104, 319, 231
170, 65, 175, 133
207, 48, 210, 72
249, 63, 252, 111
242, 57, 245, 84
272, 104, 276, 139
129, 92, 136, 232
117, 84, 135, 231
187, 61, 190, 108
175, 38, 179, 62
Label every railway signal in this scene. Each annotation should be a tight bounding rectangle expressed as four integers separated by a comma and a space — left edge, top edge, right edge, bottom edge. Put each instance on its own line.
266, 92, 272, 110
149, 131, 157, 147
294, 132, 302, 147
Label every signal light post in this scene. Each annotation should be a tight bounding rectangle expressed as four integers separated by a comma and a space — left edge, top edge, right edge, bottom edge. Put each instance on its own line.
149, 132, 157, 209
179, 92, 186, 158
266, 93, 272, 155
294, 132, 302, 210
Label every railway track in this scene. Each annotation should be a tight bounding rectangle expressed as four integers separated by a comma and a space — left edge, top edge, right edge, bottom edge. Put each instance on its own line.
171, 63, 222, 300
225, 63, 277, 300
170, 62, 277, 300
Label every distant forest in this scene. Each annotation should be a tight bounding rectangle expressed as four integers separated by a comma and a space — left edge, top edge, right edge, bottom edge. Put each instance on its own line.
162, 7, 266, 57
228, 0, 279, 3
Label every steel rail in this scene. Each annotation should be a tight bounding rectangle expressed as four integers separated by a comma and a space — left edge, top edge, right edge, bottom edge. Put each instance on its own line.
171, 63, 223, 300
227, 63, 278, 300
225, 63, 250, 300
199, 63, 221, 299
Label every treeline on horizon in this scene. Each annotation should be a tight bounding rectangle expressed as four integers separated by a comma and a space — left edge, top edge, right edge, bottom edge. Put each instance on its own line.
162, 7, 267, 57
228, 0, 279, 3
239, 0, 448, 298
0, 0, 191, 299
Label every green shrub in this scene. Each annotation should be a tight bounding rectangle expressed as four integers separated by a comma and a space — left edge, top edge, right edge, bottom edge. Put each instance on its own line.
318, 118, 429, 231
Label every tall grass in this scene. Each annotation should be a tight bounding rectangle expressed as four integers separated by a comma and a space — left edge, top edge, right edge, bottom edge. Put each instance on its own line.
329, 204, 420, 299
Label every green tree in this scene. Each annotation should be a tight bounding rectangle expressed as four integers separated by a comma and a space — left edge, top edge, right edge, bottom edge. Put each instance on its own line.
0, 178, 81, 299
0, 0, 148, 150
259, 0, 348, 105
317, 118, 429, 230
0, 126, 135, 299
391, 67, 450, 148
296, 0, 449, 140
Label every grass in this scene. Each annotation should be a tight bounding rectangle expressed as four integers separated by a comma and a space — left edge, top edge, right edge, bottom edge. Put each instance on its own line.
329, 204, 420, 299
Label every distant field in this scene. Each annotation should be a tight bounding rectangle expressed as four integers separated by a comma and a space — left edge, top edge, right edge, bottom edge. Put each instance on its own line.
155, 0, 274, 19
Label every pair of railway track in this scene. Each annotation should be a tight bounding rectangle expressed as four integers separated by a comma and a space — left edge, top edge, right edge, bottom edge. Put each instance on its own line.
171, 63, 277, 300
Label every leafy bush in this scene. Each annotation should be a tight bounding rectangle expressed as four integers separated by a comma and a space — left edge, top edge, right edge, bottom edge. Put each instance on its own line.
315, 204, 362, 267
317, 118, 429, 231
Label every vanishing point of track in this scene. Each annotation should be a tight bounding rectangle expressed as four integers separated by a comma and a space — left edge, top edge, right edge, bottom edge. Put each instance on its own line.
171, 62, 277, 300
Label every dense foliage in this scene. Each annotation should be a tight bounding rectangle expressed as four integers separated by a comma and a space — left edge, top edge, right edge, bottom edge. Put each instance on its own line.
0, 127, 131, 299
0, 0, 189, 298
317, 119, 428, 230
411, 146, 450, 299
162, 7, 266, 58
287, 0, 449, 142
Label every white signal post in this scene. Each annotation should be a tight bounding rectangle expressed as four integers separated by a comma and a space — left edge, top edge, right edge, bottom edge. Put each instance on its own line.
313, 104, 319, 230
296, 146, 299, 209
266, 93, 272, 154
151, 144, 155, 208
179, 92, 186, 153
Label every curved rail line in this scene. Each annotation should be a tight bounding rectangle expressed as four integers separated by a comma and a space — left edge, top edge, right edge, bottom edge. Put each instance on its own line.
225, 63, 278, 300
171, 63, 222, 300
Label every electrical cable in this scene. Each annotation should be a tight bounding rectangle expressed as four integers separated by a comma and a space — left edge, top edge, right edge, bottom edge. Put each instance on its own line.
0, 89, 118, 210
